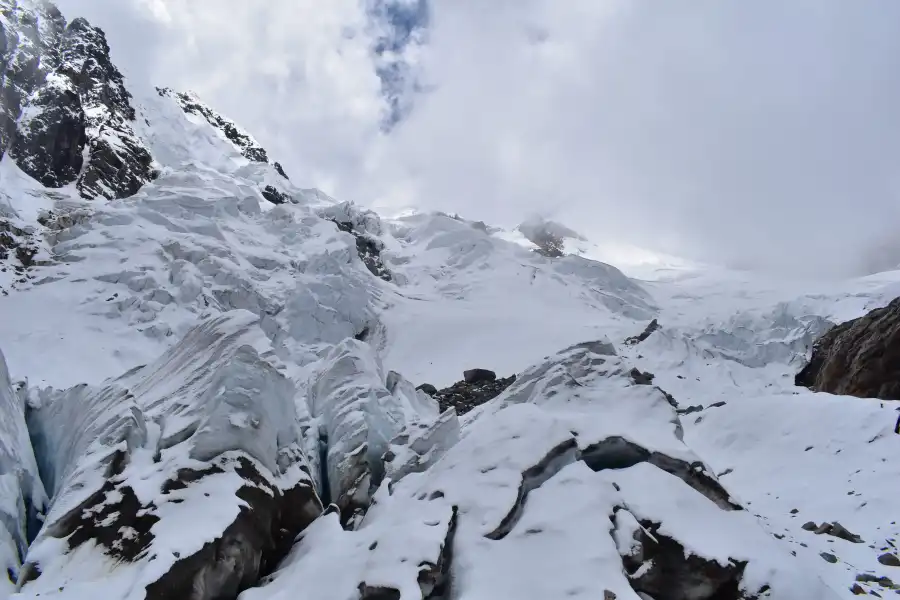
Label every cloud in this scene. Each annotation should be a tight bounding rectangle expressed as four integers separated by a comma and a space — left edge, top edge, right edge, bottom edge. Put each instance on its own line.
54, 0, 900, 277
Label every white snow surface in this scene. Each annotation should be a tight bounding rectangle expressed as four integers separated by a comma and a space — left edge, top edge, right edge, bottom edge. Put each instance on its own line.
0, 65, 898, 599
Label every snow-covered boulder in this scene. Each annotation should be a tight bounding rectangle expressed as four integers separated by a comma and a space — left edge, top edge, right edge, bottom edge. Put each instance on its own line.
0, 349, 46, 596
18, 311, 321, 600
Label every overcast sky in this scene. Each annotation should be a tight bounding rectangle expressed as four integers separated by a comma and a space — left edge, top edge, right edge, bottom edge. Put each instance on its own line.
56, 0, 900, 277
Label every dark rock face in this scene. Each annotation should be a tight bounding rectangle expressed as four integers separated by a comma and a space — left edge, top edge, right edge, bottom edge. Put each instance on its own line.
621, 518, 751, 600
0, 0, 65, 158
416, 383, 437, 396
629, 367, 655, 385
261, 184, 290, 205
625, 319, 660, 345
4, 6, 156, 199
143, 458, 321, 600
581, 436, 740, 511
796, 298, 900, 400
517, 218, 586, 259
0, 217, 39, 294
429, 372, 516, 415
463, 368, 496, 384
329, 218, 392, 281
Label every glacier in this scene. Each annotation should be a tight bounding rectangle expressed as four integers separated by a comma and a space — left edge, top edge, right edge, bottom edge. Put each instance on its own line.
0, 1, 898, 598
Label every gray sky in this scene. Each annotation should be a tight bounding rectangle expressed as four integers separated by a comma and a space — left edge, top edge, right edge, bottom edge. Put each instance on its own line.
56, 0, 900, 277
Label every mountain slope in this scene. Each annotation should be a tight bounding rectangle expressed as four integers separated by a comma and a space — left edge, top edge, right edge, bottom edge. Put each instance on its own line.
0, 2, 898, 599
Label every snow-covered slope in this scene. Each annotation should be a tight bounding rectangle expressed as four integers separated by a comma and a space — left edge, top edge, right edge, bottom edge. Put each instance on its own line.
0, 1, 898, 599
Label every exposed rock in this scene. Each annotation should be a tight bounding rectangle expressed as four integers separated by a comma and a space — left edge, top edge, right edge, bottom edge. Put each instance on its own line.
796, 297, 900, 399
622, 517, 749, 600
20, 312, 322, 599
820, 552, 838, 563
879, 552, 900, 567
463, 368, 496, 384
261, 185, 290, 205
8, 11, 156, 199
517, 218, 585, 259
802, 521, 865, 544
0, 218, 40, 293
327, 217, 392, 282
581, 436, 740, 510
629, 367, 655, 385
856, 573, 897, 588
0, 0, 66, 159
158, 86, 286, 176
430, 373, 516, 415
416, 383, 437, 396
625, 319, 661, 345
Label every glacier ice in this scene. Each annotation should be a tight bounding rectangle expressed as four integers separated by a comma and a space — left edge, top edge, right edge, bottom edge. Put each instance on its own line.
0, 349, 46, 594
18, 311, 321, 599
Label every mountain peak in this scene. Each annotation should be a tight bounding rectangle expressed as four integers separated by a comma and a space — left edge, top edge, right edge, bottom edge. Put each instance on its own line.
156, 86, 289, 180
3, 0, 156, 199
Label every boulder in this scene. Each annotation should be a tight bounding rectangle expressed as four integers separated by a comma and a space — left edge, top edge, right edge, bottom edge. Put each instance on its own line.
415, 383, 438, 396
463, 369, 497, 384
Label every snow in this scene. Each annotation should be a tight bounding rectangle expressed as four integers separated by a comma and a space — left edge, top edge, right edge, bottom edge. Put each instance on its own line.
380, 212, 656, 388
0, 5, 899, 596
17, 310, 320, 599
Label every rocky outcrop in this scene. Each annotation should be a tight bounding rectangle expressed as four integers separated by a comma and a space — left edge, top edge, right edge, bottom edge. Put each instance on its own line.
796, 297, 900, 399
157, 87, 287, 178
517, 218, 585, 259
423, 371, 516, 415
0, 217, 39, 294
261, 184, 290, 205
0, 0, 66, 159
625, 318, 660, 345
5, 4, 156, 199
320, 202, 392, 282
19, 312, 322, 599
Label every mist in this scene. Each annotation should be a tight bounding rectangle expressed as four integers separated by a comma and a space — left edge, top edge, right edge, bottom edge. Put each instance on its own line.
56, 0, 900, 277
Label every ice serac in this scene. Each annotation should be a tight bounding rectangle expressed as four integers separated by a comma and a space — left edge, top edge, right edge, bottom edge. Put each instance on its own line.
308, 339, 436, 525
4, 2, 156, 199
0, 347, 46, 596
18, 311, 321, 600
252, 339, 836, 600
319, 200, 393, 281
796, 296, 900, 399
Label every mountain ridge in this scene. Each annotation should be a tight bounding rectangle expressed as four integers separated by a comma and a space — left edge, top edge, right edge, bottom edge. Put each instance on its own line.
0, 2, 897, 599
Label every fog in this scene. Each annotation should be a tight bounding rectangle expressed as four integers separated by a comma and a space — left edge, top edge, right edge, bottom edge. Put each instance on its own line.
57, 0, 900, 277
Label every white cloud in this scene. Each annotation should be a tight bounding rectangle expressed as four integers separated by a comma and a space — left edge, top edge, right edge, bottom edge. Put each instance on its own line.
54, 0, 900, 276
